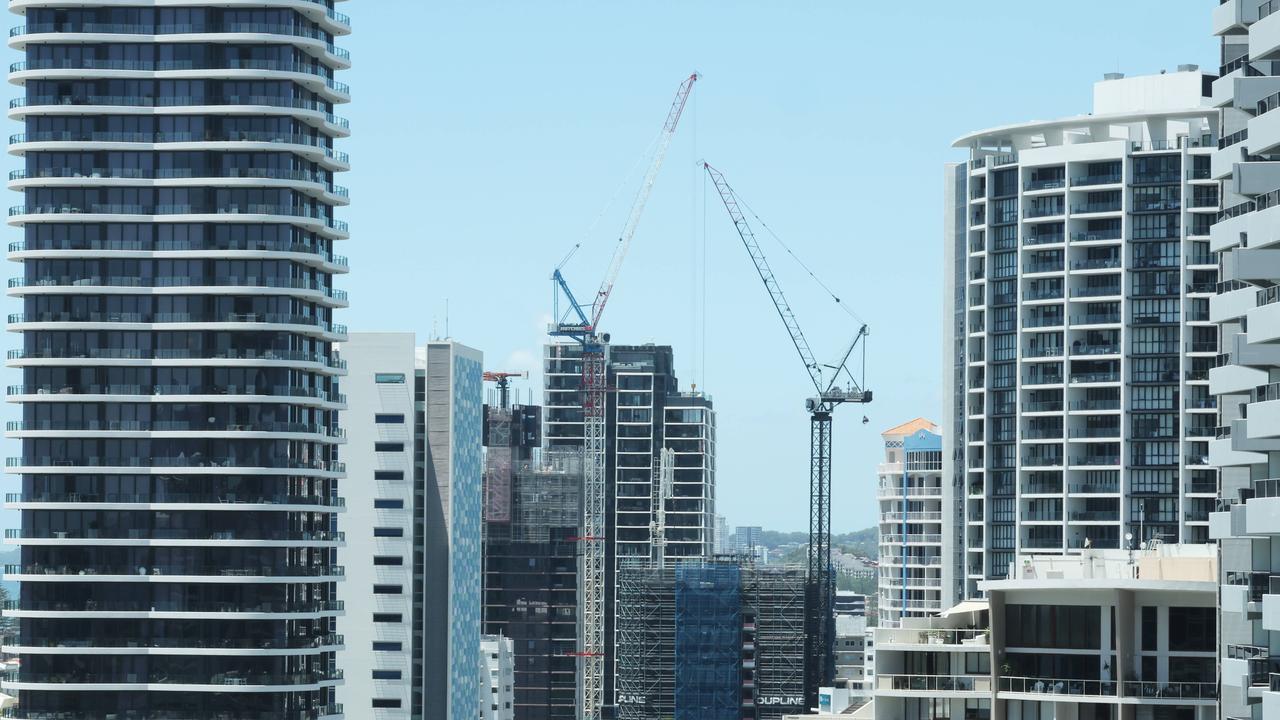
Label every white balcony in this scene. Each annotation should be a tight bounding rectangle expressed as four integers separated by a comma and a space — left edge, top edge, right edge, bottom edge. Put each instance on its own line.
1264, 592, 1280, 631
1215, 0, 1253, 35
1211, 285, 1258, 324
1214, 140, 1248, 182
1249, 301, 1280, 344
1248, 200, 1280, 251
1212, 203, 1250, 252
1211, 436, 1267, 467
1253, 9, 1280, 60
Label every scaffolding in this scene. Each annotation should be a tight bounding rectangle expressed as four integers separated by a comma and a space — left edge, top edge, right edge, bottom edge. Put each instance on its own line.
674, 562, 740, 720
616, 558, 804, 720
743, 564, 807, 718
511, 450, 583, 543
616, 560, 676, 720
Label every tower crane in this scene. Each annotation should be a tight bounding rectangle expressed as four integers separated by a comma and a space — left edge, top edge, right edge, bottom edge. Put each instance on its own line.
549, 72, 697, 720
702, 161, 871, 709
483, 370, 528, 409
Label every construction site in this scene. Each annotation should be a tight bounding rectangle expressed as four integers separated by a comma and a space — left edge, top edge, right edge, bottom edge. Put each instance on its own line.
488, 70, 871, 720
614, 557, 806, 720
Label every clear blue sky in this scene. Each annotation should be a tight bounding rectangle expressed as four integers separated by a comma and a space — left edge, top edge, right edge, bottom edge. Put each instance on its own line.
0, 1, 1220, 533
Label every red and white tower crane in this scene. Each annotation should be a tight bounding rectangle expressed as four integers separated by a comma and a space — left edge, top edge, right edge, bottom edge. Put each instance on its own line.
549, 72, 697, 720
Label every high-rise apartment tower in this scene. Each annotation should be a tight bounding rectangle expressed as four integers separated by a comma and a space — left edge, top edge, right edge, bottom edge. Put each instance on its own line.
875, 418, 947, 626
3, 2, 350, 717
946, 69, 1220, 599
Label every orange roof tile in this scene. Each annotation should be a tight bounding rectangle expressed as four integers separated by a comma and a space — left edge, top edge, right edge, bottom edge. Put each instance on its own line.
881, 417, 938, 438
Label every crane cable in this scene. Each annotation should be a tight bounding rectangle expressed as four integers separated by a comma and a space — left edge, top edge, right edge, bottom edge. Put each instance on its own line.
730, 191, 865, 327
557, 128, 664, 273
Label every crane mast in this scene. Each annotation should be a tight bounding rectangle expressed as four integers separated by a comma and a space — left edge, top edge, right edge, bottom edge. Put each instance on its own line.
702, 161, 870, 709
549, 73, 697, 720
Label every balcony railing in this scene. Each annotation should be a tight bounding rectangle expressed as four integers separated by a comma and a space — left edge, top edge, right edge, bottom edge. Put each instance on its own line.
1072, 173, 1122, 187
877, 674, 990, 692
999, 677, 1115, 696
1121, 681, 1217, 700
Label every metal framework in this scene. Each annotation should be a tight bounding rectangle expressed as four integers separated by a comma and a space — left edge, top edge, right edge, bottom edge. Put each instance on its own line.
702, 161, 871, 707
549, 73, 698, 720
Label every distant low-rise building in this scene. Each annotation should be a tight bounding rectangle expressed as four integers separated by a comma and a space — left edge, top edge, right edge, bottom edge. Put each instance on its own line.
480, 635, 515, 720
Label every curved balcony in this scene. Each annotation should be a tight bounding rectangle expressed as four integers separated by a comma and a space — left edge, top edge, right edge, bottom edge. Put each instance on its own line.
5, 492, 346, 511
5, 668, 342, 690
0, 706, 342, 720
2, 598, 344, 615
6, 419, 345, 441
5, 527, 343, 542
7, 632, 342, 652
6, 563, 344, 582
7, 239, 349, 272
5, 455, 345, 476
6, 383, 345, 406
10, 168, 349, 204
8, 312, 347, 341
10, 131, 350, 169
9, 22, 351, 67
8, 275, 347, 306
11, 309, 343, 330
10, 59, 350, 100
8, 204, 348, 237
10, 95, 350, 136
7, 348, 347, 375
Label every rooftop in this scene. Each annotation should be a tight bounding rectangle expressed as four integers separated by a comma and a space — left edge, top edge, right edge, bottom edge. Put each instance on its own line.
880, 417, 937, 439
980, 543, 1217, 592
954, 69, 1215, 149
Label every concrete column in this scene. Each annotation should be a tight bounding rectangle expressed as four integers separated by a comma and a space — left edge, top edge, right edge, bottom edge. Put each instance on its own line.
990, 589, 1006, 720
1115, 589, 1134, 701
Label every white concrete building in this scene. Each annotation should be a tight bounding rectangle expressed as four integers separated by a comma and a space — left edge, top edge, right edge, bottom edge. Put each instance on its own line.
946, 69, 1221, 600
336, 333, 483, 720
1207, 4, 1280, 719
873, 544, 1217, 720
877, 418, 948, 625
480, 634, 514, 720
835, 614, 872, 702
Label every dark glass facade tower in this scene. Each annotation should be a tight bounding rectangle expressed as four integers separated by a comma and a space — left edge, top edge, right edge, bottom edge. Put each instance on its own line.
4, 1, 350, 717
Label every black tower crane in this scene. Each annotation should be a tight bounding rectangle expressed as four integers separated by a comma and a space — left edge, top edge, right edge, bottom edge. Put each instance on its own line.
703, 162, 871, 709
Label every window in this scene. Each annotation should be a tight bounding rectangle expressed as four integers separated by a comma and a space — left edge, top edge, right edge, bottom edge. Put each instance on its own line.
374, 556, 403, 566
375, 442, 404, 452
375, 413, 405, 423
372, 641, 402, 651
373, 585, 403, 595
373, 613, 402, 623
1168, 607, 1214, 651
1141, 606, 1157, 651
374, 499, 404, 509
372, 699, 402, 708
374, 373, 405, 384
373, 670, 403, 680
374, 470, 404, 481
374, 527, 404, 538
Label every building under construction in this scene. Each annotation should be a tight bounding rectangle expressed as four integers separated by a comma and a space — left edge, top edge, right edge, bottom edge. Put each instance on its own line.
543, 342, 718, 710
483, 416, 583, 720
615, 558, 805, 720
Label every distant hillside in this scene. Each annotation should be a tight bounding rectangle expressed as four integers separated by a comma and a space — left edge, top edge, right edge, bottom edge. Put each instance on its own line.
753, 526, 878, 560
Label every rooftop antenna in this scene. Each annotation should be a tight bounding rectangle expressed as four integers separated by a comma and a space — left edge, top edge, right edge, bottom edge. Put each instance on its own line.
445, 298, 450, 339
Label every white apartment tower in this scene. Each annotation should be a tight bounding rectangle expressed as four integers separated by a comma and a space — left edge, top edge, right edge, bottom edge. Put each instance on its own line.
1207, 3, 1280, 719
946, 69, 1221, 599
336, 333, 484, 720
877, 418, 948, 626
